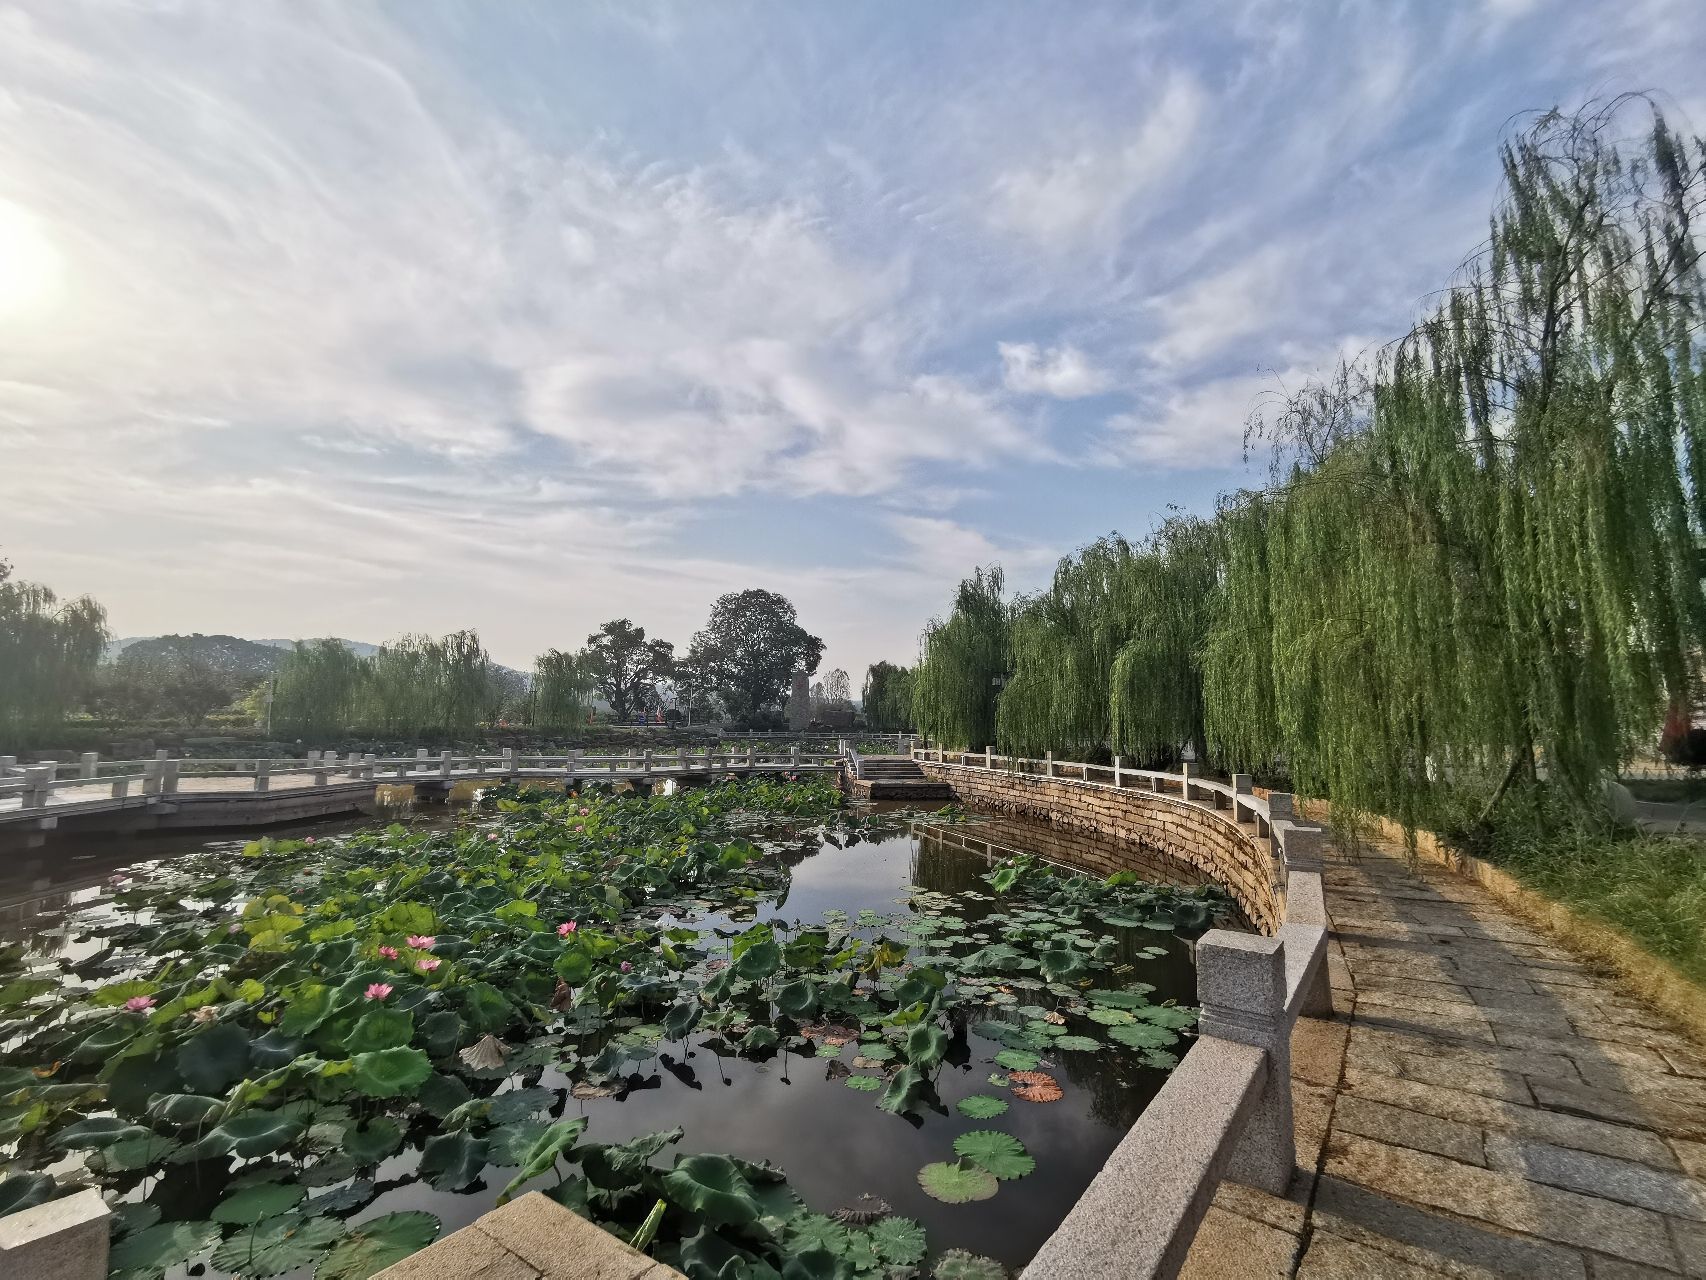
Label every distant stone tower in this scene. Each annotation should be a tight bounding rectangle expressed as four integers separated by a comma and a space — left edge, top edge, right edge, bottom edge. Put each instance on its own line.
786, 670, 811, 730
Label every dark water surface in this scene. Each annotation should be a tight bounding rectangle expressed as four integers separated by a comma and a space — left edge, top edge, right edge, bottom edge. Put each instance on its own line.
4, 804, 1212, 1275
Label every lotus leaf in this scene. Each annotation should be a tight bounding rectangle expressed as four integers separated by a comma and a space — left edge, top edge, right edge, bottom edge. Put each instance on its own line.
1053, 1035, 1101, 1052
486, 1085, 555, 1124
993, 1049, 1039, 1071
1107, 1022, 1177, 1050
663, 1153, 760, 1227
343, 1008, 413, 1055
775, 977, 819, 1019
417, 1072, 470, 1117
877, 1066, 940, 1117
497, 1117, 590, 1202
865, 1215, 926, 1265
661, 1001, 701, 1040
417, 1010, 463, 1059
211, 1108, 307, 1158
0, 1171, 56, 1216
208, 1214, 343, 1277
953, 1130, 1034, 1180
577, 1125, 680, 1191
419, 1131, 490, 1190
903, 1024, 949, 1069
733, 939, 782, 980
916, 1160, 997, 1204
740, 1025, 780, 1052
343, 1116, 404, 1165
350, 1048, 432, 1098
931, 1249, 1009, 1279
176, 1022, 251, 1094
954, 1094, 1009, 1119
49, 1115, 149, 1149
843, 1074, 882, 1092
110, 1220, 222, 1278
485, 1119, 551, 1167
211, 1183, 307, 1225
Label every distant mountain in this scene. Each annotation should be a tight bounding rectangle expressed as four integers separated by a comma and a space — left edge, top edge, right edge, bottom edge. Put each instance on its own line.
105, 634, 382, 676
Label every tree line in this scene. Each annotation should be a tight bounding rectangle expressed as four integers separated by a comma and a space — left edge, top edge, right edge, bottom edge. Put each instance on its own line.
0, 573, 837, 739
906, 101, 1706, 836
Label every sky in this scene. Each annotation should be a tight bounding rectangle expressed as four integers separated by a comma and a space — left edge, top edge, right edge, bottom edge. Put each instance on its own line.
2, 1, 1703, 684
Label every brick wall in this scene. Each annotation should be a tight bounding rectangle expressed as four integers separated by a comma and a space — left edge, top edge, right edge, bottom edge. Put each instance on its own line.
917, 761, 1282, 933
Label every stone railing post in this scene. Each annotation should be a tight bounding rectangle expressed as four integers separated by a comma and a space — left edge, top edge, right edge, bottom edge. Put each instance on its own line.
1267, 791, 1296, 822
502, 747, 514, 776
1113, 755, 1123, 788
0, 755, 15, 774
313, 764, 328, 787
1180, 761, 1198, 801
362, 753, 376, 780
1232, 773, 1253, 822
21, 766, 52, 810
1274, 821, 1333, 1017
110, 776, 129, 800
161, 760, 181, 795
0, 1185, 110, 1279
254, 760, 271, 793
439, 750, 453, 778
1196, 931, 1294, 1194
306, 749, 321, 767
79, 752, 99, 780
415, 748, 428, 774
1045, 750, 1055, 778
642, 749, 653, 776
141, 759, 164, 797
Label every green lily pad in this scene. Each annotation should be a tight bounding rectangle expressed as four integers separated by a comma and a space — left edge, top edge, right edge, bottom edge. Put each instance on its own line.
844, 1074, 883, 1092
209, 1215, 343, 1278
210, 1108, 307, 1159
350, 1047, 432, 1098
916, 1160, 998, 1204
1107, 1022, 1177, 1050
953, 1130, 1034, 1180
49, 1115, 149, 1150
1053, 1035, 1101, 1052
110, 1220, 222, 1278
663, 1153, 760, 1227
314, 1211, 440, 1280
343, 1008, 414, 1055
212, 1183, 307, 1225
344, 1116, 404, 1165
954, 1094, 1009, 1119
0, 1171, 57, 1216
993, 1049, 1039, 1071
867, 1215, 927, 1265
932, 1249, 1009, 1279
176, 1022, 251, 1094
418, 1131, 489, 1191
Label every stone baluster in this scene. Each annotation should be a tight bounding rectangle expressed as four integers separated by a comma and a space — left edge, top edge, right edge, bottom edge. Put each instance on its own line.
254, 760, 271, 793
79, 752, 99, 780
1196, 931, 1294, 1194
1113, 755, 1123, 788
21, 766, 51, 810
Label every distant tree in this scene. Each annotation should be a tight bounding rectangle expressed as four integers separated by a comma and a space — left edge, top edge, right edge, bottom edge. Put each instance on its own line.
531, 649, 595, 728
152, 652, 241, 724
686, 590, 824, 723
862, 661, 915, 732
581, 619, 674, 722
811, 668, 853, 719
912, 566, 1008, 749
273, 639, 366, 738
0, 559, 110, 736
86, 662, 165, 723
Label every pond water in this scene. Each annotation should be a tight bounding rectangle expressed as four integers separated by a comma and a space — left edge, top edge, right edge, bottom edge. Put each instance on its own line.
0, 785, 1231, 1279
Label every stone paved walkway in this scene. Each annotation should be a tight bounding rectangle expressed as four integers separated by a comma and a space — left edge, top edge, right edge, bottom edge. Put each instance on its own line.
1187, 834, 1706, 1278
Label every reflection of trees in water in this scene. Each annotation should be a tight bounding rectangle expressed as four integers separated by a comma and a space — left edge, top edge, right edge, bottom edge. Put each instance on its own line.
911, 833, 995, 897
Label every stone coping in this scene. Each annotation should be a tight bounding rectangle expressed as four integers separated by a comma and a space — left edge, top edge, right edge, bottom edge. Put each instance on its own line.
375, 1193, 683, 1280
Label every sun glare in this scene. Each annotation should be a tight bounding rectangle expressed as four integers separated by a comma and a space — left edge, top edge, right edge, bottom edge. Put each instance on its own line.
0, 200, 64, 321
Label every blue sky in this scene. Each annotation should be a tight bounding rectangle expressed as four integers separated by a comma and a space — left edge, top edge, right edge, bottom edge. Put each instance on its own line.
2, 1, 1702, 682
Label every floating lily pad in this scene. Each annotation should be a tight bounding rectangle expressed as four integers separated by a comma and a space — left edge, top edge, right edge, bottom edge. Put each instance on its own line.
1053, 1035, 1101, 1052
110, 1220, 222, 1278
993, 1049, 1039, 1071
212, 1183, 307, 1225
932, 1248, 1010, 1279
314, 1211, 439, 1280
844, 1074, 883, 1092
917, 1160, 998, 1204
954, 1094, 1009, 1119
866, 1215, 927, 1265
953, 1130, 1034, 1180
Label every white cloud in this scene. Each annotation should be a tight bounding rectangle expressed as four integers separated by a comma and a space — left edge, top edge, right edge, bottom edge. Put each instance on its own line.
988, 74, 1203, 249
998, 342, 1112, 398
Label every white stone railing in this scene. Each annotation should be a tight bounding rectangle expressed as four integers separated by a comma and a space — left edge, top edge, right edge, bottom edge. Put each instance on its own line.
0, 747, 842, 817
909, 747, 1332, 1279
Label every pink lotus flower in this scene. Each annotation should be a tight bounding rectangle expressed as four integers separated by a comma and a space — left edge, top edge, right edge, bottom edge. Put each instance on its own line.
487, 833, 499, 842
107, 874, 128, 886
573, 825, 584, 833
364, 983, 393, 1001
557, 921, 577, 937
578, 808, 589, 816
228, 923, 243, 934
406, 936, 436, 950
417, 957, 441, 973
378, 945, 399, 960
124, 995, 155, 1012
304, 836, 316, 845
619, 961, 633, 973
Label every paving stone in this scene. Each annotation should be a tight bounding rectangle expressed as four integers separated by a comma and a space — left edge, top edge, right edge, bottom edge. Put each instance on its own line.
1343, 1069, 1676, 1167
1670, 1215, 1706, 1278
1483, 1132, 1706, 1220
1179, 1205, 1297, 1279
1333, 1096, 1486, 1164
1675, 1140, 1706, 1181
1529, 1078, 1706, 1140
470, 1194, 676, 1280
380, 1226, 542, 1280
1292, 1013, 1351, 1089
1586, 1256, 1688, 1279
1309, 1173, 1588, 1278
1324, 1133, 1678, 1268
1207, 1180, 1307, 1236
1294, 1230, 1449, 1278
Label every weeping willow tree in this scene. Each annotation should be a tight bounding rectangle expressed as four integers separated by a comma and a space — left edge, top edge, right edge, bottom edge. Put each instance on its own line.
356, 630, 499, 734
1108, 516, 1221, 763
0, 560, 109, 737
862, 661, 915, 732
272, 639, 365, 739
531, 648, 594, 728
998, 538, 1140, 755
1208, 99, 1706, 828
912, 566, 1008, 749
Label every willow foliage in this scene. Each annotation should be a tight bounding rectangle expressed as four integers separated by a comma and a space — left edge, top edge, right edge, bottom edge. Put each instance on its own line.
272, 639, 365, 739
532, 648, 594, 728
1207, 101, 1706, 824
862, 661, 915, 732
912, 567, 1007, 749
0, 560, 109, 735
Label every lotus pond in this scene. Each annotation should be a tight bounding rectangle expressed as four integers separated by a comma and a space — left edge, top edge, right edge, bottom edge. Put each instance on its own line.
0, 777, 1231, 1279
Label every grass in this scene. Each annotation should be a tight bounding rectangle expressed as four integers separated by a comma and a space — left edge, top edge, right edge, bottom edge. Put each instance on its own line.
1473, 803, 1706, 986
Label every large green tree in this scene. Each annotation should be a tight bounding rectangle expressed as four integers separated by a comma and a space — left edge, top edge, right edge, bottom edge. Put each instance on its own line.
686, 590, 824, 723
531, 648, 595, 728
272, 639, 366, 738
581, 619, 675, 722
0, 559, 109, 736
861, 661, 914, 732
911, 567, 1007, 749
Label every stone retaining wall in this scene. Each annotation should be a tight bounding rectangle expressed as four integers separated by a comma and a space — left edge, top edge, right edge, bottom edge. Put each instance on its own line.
917, 761, 1282, 933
